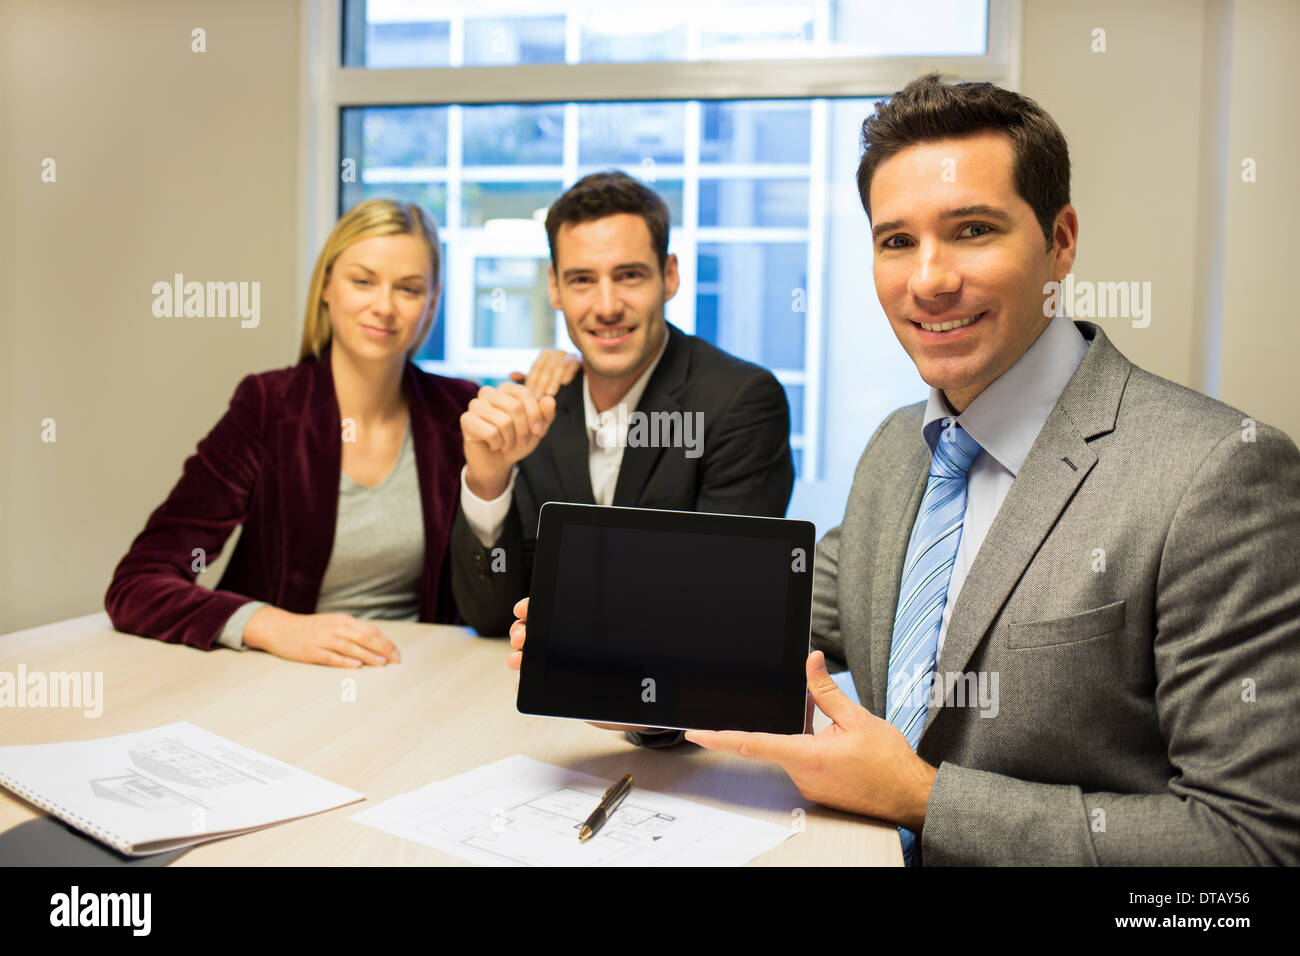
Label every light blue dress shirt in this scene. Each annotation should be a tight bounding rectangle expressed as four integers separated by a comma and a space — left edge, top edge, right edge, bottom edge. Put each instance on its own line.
919, 314, 1090, 661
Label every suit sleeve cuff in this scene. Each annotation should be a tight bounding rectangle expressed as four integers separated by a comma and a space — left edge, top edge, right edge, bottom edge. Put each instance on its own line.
624, 729, 688, 749
920, 761, 1097, 866
460, 464, 517, 548
216, 601, 268, 650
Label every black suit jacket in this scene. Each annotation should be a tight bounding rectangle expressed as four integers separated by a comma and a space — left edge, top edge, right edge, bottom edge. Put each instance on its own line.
450, 323, 795, 636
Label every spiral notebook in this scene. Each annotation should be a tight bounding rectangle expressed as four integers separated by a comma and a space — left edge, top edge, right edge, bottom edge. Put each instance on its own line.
0, 721, 363, 856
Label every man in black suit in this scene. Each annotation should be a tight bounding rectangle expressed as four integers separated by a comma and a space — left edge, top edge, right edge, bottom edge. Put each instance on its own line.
450, 171, 794, 641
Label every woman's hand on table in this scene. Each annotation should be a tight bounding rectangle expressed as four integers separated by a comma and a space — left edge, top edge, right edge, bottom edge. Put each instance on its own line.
243, 607, 400, 668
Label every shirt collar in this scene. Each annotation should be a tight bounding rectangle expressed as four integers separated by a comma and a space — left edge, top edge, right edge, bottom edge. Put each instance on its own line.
582, 333, 670, 432
921, 315, 1090, 475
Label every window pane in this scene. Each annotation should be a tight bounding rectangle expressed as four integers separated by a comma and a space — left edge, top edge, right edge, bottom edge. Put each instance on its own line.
340, 181, 448, 228
340, 107, 450, 222
784, 384, 804, 433
344, 1, 986, 68
833, 0, 988, 57
696, 243, 806, 368
462, 182, 562, 228
701, 102, 810, 165
696, 9, 815, 60
698, 179, 808, 228
415, 244, 449, 362
463, 104, 565, 166
578, 102, 686, 166
343, 106, 449, 170
474, 258, 554, 348
464, 16, 566, 66
580, 19, 686, 63
343, 0, 449, 67
654, 180, 684, 227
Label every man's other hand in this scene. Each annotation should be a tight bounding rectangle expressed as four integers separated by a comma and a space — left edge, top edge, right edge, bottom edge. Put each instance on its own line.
509, 597, 657, 735
685, 650, 938, 832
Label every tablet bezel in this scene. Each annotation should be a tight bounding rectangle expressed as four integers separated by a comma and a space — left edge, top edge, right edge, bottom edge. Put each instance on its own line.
517, 502, 815, 735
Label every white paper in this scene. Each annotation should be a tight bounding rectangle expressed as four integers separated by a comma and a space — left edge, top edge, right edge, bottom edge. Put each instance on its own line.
0, 721, 363, 853
351, 754, 794, 866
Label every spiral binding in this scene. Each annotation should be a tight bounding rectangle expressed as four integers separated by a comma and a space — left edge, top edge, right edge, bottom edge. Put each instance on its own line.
0, 773, 133, 853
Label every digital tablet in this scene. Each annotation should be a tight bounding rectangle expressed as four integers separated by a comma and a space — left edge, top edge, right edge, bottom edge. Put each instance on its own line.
517, 503, 816, 734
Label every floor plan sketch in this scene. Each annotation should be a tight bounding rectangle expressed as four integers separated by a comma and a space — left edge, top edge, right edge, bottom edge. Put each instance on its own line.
456, 784, 682, 866
352, 755, 794, 866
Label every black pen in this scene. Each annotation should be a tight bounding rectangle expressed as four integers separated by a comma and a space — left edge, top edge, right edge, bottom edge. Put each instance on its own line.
578, 773, 633, 842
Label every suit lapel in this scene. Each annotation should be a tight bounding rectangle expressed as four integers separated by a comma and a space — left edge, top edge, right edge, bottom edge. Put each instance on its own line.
274, 347, 341, 612
405, 361, 464, 619
613, 324, 690, 507
548, 375, 597, 504
916, 322, 1131, 743
611, 391, 682, 506
930, 413, 1096, 680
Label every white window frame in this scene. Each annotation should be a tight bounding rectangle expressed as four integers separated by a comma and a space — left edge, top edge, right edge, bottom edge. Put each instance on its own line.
299, 0, 1022, 480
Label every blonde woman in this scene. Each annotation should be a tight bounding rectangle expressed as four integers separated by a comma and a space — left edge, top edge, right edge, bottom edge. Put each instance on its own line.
106, 199, 570, 666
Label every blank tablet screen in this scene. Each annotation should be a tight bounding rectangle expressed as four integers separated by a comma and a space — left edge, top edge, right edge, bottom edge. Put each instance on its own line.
518, 504, 815, 734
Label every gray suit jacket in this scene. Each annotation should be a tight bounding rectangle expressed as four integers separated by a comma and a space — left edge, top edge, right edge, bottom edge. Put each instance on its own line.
812, 320, 1300, 865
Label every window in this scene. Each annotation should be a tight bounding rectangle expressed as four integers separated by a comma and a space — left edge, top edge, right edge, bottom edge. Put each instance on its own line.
342, 0, 989, 68
341, 96, 860, 476
310, 0, 1014, 510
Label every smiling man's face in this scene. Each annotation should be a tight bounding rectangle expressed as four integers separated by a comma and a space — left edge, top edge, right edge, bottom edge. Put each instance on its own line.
548, 213, 678, 404
870, 130, 1077, 412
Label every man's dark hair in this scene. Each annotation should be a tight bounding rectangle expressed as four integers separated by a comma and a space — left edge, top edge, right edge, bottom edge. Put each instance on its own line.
856, 72, 1071, 250
545, 170, 671, 272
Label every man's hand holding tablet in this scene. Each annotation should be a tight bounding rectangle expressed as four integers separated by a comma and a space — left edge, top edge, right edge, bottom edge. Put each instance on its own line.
508, 597, 658, 736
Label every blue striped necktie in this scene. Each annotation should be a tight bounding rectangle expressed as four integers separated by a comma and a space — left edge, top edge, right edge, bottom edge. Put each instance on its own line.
887, 418, 983, 866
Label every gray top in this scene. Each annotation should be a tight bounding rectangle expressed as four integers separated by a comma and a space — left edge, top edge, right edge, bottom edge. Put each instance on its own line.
216, 423, 424, 649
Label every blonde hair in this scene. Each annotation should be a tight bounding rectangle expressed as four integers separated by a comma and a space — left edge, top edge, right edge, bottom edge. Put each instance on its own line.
299, 198, 441, 362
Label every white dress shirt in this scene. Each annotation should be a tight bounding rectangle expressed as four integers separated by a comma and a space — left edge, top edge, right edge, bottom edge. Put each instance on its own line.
920, 314, 1090, 661
460, 336, 670, 547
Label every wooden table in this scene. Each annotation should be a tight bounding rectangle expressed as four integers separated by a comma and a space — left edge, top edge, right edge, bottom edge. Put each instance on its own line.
0, 614, 901, 866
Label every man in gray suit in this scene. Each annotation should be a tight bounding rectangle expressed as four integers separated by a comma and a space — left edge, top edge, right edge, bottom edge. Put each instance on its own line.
683, 74, 1300, 865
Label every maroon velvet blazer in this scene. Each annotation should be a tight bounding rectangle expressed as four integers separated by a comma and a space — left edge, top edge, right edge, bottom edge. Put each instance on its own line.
105, 346, 477, 650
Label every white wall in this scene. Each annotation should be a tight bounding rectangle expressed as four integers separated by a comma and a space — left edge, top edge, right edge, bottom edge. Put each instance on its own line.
1, 0, 302, 632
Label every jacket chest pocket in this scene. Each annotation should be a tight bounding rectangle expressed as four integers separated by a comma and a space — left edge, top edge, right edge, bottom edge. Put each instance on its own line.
1005, 599, 1126, 649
